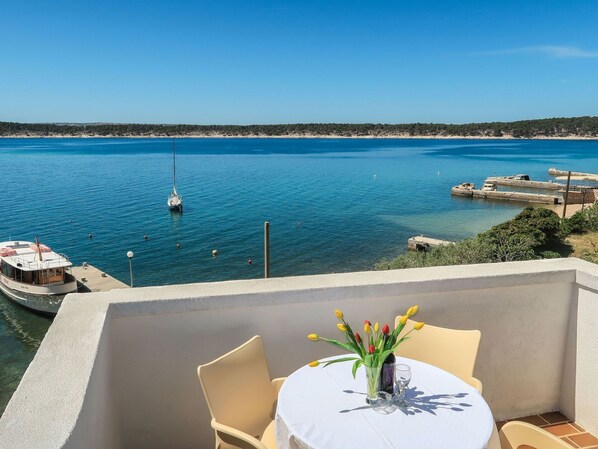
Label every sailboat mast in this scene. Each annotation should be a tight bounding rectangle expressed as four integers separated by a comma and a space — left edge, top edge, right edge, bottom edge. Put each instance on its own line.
172, 138, 176, 189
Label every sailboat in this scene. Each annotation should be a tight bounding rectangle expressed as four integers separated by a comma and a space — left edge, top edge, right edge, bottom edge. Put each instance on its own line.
167, 138, 183, 213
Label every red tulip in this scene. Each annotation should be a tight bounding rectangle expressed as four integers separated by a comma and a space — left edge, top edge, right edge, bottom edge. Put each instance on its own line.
355, 332, 362, 343
368, 345, 375, 354
382, 324, 390, 335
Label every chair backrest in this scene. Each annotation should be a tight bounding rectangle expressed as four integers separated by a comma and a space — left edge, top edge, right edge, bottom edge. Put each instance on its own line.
499, 421, 572, 449
394, 318, 481, 384
198, 336, 277, 438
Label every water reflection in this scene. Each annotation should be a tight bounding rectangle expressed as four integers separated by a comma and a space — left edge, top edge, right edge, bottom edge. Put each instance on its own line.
0, 294, 52, 416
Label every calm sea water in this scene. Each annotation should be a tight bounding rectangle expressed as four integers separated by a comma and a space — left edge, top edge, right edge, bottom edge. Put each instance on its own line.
1, 137, 598, 414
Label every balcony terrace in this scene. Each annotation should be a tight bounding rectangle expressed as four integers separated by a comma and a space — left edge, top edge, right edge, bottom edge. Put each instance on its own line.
0, 258, 597, 449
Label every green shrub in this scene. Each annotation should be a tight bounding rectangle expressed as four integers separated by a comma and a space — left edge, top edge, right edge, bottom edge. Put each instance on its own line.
561, 211, 588, 235
539, 250, 562, 259
375, 207, 568, 271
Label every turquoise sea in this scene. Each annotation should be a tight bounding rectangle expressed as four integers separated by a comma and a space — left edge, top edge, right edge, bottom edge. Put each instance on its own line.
1, 137, 598, 414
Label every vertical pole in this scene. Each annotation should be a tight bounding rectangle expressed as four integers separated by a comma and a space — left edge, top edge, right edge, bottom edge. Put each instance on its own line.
129, 259, 134, 287
127, 251, 134, 287
562, 171, 571, 218
264, 221, 270, 278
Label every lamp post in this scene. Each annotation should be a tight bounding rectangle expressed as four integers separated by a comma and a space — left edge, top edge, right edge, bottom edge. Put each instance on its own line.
127, 251, 134, 287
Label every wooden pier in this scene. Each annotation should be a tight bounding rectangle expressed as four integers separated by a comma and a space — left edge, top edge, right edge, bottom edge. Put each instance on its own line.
72, 263, 129, 292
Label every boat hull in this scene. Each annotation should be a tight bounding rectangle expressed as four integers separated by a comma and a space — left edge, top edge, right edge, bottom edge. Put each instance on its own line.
0, 276, 78, 315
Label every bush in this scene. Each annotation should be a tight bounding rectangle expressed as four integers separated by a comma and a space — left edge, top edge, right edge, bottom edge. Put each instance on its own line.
560, 203, 598, 236
375, 207, 567, 271
539, 250, 562, 259
561, 211, 588, 235
374, 239, 494, 270
480, 207, 562, 253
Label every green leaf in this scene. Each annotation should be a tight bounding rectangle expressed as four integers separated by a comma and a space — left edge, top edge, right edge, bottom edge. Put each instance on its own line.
322, 357, 359, 367
319, 337, 359, 355
351, 359, 363, 378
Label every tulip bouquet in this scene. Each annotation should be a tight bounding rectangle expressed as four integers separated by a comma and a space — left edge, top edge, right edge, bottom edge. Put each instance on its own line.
307, 307, 424, 403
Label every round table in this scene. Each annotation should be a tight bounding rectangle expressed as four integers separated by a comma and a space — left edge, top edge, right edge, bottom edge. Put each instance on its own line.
275, 355, 496, 449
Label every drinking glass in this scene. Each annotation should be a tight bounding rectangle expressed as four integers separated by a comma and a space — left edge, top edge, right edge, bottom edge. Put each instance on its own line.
394, 364, 411, 406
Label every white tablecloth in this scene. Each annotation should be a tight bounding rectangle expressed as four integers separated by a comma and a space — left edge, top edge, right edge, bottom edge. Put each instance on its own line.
275, 355, 495, 449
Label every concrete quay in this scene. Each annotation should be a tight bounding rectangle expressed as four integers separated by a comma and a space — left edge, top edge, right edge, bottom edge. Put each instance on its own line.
72, 263, 129, 292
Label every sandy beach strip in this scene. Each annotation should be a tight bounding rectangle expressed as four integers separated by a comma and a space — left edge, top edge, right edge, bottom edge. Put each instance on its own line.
3, 133, 598, 140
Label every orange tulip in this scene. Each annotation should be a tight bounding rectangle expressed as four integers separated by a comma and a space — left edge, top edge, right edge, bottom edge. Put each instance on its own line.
364, 322, 371, 334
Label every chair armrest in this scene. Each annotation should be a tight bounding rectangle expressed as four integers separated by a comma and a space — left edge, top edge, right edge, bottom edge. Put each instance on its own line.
470, 377, 483, 394
271, 377, 287, 395
211, 419, 269, 449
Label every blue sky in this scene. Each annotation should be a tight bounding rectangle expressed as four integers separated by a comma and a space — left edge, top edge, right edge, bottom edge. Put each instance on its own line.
1, 0, 597, 124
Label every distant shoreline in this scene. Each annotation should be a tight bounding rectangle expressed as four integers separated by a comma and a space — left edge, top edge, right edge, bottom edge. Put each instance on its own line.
3, 133, 598, 140
3, 116, 598, 140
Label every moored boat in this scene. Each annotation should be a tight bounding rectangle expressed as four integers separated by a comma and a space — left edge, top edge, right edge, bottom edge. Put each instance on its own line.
0, 239, 78, 315
167, 138, 183, 213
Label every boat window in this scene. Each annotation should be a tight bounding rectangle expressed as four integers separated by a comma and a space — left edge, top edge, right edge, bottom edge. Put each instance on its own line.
22, 271, 33, 284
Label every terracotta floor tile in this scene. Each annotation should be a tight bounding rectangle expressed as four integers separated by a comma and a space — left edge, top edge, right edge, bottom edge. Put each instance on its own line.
541, 411, 571, 424
514, 415, 549, 426
572, 422, 587, 432
569, 433, 598, 447
544, 423, 579, 437
562, 437, 580, 448
518, 446, 536, 449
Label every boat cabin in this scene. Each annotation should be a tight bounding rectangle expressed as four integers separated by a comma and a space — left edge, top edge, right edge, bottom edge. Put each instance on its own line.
0, 241, 72, 287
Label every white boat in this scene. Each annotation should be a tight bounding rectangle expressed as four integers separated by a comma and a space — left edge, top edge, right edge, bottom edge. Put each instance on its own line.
167, 138, 183, 213
0, 239, 78, 315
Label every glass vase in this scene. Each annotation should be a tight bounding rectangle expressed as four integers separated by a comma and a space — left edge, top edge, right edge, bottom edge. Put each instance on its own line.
364, 364, 382, 404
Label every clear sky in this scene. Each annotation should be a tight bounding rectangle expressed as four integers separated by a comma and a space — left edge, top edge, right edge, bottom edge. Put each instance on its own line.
1, 0, 597, 124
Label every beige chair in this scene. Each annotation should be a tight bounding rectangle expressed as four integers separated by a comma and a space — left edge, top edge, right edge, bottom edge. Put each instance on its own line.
394, 317, 483, 393
499, 421, 571, 449
197, 336, 286, 449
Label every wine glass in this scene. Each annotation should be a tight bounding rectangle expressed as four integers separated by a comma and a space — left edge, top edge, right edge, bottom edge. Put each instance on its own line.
394, 364, 411, 406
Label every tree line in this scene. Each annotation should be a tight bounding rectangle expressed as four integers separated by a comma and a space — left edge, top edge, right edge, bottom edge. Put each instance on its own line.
1, 116, 598, 138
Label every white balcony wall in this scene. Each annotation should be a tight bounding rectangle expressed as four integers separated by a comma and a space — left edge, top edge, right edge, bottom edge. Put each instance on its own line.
0, 258, 597, 449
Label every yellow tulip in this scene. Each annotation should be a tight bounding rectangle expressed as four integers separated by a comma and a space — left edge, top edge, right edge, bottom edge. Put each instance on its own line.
414, 322, 425, 330
364, 322, 371, 334
374, 322, 380, 333
399, 315, 408, 325
410, 305, 419, 317
337, 323, 347, 332
307, 333, 319, 341
308, 360, 320, 367
335, 309, 344, 320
